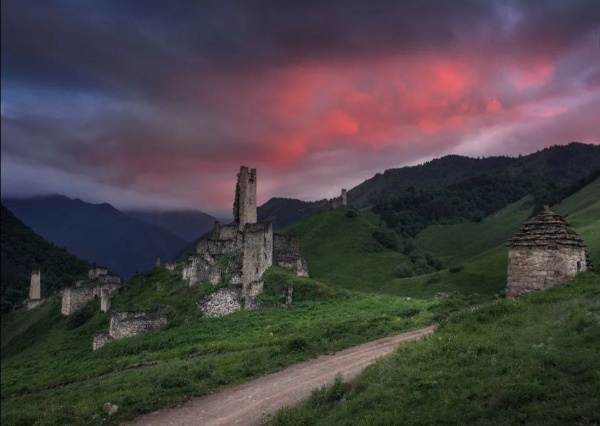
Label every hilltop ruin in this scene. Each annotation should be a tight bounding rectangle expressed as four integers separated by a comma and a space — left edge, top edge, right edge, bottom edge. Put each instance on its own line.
183, 166, 308, 315
506, 207, 591, 298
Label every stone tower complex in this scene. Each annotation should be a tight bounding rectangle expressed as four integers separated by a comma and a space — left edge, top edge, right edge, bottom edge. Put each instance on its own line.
234, 166, 257, 230
183, 166, 308, 309
506, 207, 589, 298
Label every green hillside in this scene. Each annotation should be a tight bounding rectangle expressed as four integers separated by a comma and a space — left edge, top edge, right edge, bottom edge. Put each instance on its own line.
1, 266, 463, 425
415, 195, 534, 263
555, 177, 600, 262
282, 208, 412, 294
1, 204, 91, 312
272, 272, 600, 425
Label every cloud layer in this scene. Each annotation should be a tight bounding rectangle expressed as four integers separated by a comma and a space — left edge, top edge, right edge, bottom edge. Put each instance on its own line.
2, 0, 599, 216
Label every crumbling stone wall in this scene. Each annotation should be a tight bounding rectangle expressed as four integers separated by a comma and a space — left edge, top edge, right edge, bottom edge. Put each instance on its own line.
100, 288, 111, 312
234, 166, 257, 230
506, 207, 588, 298
108, 311, 168, 340
212, 222, 238, 240
273, 234, 309, 277
241, 222, 273, 296
61, 283, 121, 316
93, 311, 167, 350
88, 267, 108, 279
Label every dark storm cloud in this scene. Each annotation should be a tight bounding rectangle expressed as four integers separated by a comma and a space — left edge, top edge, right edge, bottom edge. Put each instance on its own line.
5, 0, 598, 94
1, 0, 599, 213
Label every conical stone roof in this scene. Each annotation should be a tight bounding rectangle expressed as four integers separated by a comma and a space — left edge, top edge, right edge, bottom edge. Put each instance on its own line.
508, 206, 585, 248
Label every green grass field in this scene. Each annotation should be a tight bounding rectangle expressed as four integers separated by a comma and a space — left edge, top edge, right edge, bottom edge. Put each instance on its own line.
2, 266, 470, 425
272, 272, 600, 425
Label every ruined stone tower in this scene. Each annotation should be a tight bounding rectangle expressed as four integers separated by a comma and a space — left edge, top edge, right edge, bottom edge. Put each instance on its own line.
29, 270, 41, 300
506, 207, 589, 298
234, 166, 257, 230
27, 270, 44, 310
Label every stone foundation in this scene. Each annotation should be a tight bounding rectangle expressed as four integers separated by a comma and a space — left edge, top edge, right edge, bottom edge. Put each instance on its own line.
27, 298, 45, 310
273, 234, 309, 277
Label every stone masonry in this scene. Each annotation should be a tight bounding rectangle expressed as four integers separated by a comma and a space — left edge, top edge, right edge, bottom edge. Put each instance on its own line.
183, 166, 308, 315
93, 311, 168, 350
27, 270, 45, 310
506, 207, 589, 298
234, 166, 257, 230
273, 234, 309, 277
61, 283, 121, 316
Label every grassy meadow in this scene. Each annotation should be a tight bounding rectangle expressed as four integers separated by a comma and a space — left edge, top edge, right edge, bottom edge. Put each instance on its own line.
272, 272, 600, 425
2, 266, 470, 425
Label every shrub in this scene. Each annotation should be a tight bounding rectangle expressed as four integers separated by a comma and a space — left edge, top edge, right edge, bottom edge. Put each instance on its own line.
449, 264, 464, 273
372, 228, 399, 250
395, 266, 415, 278
345, 210, 358, 218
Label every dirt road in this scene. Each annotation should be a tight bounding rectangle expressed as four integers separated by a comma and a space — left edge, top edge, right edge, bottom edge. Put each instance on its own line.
133, 325, 436, 426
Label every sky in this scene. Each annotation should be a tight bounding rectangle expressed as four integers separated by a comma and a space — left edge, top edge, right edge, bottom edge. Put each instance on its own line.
1, 0, 599, 218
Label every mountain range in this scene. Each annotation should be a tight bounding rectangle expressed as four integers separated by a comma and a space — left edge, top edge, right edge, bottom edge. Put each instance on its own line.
2, 196, 187, 279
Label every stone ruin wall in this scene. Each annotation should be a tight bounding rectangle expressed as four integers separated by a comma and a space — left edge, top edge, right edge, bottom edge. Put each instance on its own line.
108, 311, 168, 340
212, 222, 238, 240
88, 267, 108, 279
507, 245, 587, 297
241, 222, 273, 297
235, 167, 257, 230
273, 234, 309, 277
61, 283, 121, 316
93, 311, 167, 350
328, 189, 347, 209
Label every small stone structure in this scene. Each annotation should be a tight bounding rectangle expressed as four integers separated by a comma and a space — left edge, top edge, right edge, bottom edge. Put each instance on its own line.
506, 207, 589, 298
27, 270, 45, 310
93, 311, 168, 350
155, 256, 161, 267
328, 189, 347, 209
183, 166, 309, 315
61, 283, 121, 316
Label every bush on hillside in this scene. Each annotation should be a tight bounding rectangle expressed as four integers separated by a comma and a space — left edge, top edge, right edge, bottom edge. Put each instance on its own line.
372, 228, 399, 250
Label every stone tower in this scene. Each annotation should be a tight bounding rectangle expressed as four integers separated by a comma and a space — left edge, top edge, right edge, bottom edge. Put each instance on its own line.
29, 270, 41, 300
506, 207, 588, 298
341, 189, 347, 207
234, 166, 257, 230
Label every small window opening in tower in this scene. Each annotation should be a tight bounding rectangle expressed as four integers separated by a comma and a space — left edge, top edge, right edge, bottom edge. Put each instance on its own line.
577, 261, 582, 273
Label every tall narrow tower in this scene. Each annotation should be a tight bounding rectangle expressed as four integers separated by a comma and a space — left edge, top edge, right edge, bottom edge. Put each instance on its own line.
29, 270, 41, 300
233, 166, 257, 230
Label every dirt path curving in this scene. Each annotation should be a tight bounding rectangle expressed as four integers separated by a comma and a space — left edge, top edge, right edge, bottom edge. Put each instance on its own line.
132, 325, 436, 426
